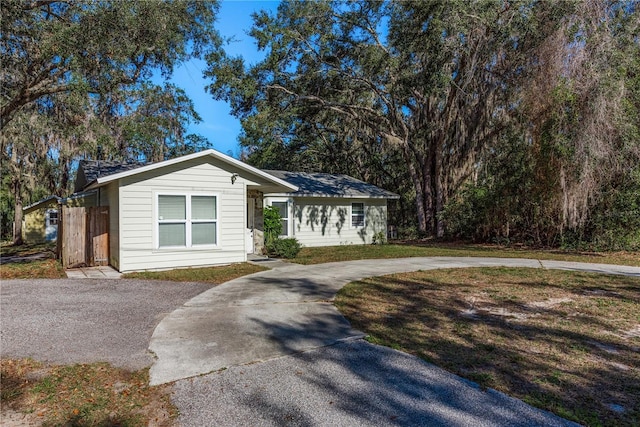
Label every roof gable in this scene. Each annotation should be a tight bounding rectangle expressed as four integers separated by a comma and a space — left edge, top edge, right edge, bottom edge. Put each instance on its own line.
75, 160, 146, 192
263, 170, 400, 199
23, 195, 61, 213
76, 150, 298, 193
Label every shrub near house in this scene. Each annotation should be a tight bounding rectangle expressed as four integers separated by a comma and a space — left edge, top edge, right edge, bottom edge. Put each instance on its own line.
264, 205, 301, 258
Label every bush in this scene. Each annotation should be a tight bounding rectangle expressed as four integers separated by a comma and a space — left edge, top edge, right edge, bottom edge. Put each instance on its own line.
372, 231, 387, 245
263, 205, 283, 245
266, 237, 302, 259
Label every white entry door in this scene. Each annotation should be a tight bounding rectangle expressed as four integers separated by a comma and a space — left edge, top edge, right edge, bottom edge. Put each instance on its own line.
246, 198, 255, 253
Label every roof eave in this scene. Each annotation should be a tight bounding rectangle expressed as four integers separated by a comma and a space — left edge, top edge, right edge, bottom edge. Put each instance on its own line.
23, 195, 62, 213
85, 150, 298, 192
265, 192, 400, 199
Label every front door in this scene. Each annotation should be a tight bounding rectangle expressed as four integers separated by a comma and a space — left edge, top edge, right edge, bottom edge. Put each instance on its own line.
246, 198, 255, 253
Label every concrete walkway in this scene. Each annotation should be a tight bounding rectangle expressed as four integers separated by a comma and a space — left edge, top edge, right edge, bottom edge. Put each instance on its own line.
149, 257, 639, 385
65, 265, 122, 279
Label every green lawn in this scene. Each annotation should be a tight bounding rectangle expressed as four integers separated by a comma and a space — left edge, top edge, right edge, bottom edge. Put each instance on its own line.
292, 242, 640, 266
2, 241, 637, 280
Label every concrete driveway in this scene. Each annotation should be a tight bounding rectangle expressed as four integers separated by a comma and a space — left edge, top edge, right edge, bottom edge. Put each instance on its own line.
172, 340, 576, 427
149, 257, 639, 384
151, 257, 638, 426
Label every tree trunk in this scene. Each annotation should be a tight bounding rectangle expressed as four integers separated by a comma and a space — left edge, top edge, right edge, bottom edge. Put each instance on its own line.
12, 176, 23, 245
403, 144, 428, 234
434, 155, 445, 238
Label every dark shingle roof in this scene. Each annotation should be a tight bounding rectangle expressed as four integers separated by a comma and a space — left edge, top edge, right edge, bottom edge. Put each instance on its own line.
75, 160, 146, 192
23, 195, 61, 213
263, 170, 399, 199
74, 159, 397, 199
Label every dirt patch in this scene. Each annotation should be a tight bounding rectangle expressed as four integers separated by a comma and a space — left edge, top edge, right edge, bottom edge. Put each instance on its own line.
622, 325, 640, 339
0, 409, 41, 427
526, 297, 574, 309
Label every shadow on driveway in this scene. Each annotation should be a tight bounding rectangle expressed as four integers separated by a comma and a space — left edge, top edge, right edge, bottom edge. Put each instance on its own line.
172, 335, 577, 427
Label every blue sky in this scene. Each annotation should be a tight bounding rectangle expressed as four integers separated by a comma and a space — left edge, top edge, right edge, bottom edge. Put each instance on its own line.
167, 1, 280, 158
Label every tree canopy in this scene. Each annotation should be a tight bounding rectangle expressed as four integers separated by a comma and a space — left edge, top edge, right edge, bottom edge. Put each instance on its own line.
1, 0, 220, 128
206, 0, 639, 249
1, 0, 222, 242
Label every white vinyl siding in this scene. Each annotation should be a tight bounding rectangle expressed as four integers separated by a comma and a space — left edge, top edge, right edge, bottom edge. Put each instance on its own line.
268, 197, 387, 247
116, 158, 247, 272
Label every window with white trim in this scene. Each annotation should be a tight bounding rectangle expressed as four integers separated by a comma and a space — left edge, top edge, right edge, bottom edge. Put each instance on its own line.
46, 209, 58, 226
158, 194, 217, 248
271, 201, 289, 236
351, 202, 365, 227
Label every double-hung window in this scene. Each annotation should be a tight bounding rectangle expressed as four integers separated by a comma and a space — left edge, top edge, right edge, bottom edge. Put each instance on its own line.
351, 202, 365, 227
271, 201, 289, 236
158, 194, 217, 248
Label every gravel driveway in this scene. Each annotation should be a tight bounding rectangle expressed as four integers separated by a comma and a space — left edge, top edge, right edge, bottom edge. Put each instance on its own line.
0, 278, 213, 370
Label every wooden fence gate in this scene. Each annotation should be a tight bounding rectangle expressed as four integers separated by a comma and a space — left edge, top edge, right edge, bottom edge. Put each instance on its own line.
59, 206, 109, 268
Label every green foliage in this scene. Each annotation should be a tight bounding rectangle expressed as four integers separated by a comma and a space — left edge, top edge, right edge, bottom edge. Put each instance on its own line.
372, 231, 387, 245
582, 169, 640, 251
263, 204, 301, 258
2, 0, 222, 128
1, 0, 221, 241
263, 205, 282, 245
266, 237, 302, 259
206, 0, 574, 237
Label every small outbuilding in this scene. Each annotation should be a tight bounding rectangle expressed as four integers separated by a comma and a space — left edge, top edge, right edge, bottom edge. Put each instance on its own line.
22, 196, 61, 244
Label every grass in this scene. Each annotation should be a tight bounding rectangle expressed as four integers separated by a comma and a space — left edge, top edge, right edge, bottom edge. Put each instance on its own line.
0, 258, 66, 280
0, 241, 57, 257
2, 240, 637, 280
0, 358, 176, 426
335, 267, 640, 427
293, 242, 640, 266
0, 242, 66, 280
123, 262, 267, 284
291, 242, 640, 266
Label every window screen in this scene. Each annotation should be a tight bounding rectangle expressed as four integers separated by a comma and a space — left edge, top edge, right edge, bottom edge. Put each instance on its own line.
351, 203, 365, 227
158, 195, 217, 247
191, 196, 217, 245
272, 201, 289, 236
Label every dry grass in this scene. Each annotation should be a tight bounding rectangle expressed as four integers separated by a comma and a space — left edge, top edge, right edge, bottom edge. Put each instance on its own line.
0, 242, 57, 257
0, 259, 66, 280
123, 262, 267, 284
0, 359, 175, 426
335, 267, 640, 427
293, 242, 640, 266
0, 242, 65, 280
